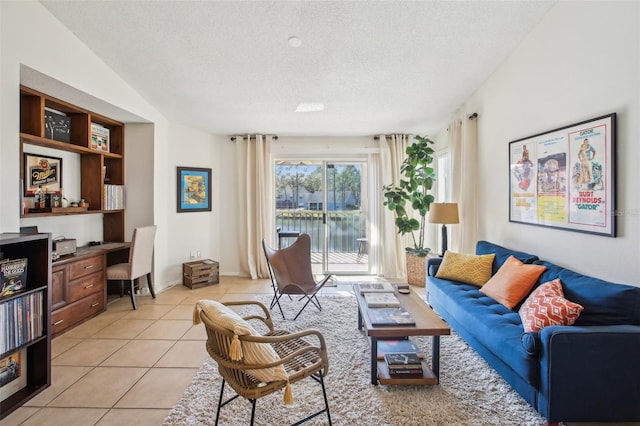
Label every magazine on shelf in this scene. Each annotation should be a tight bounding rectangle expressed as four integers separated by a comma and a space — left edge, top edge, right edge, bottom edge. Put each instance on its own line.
388, 368, 423, 377
355, 282, 395, 294
90, 122, 110, 152
384, 352, 423, 369
367, 307, 416, 327
364, 292, 400, 308
0, 258, 28, 297
376, 339, 424, 360
0, 348, 27, 400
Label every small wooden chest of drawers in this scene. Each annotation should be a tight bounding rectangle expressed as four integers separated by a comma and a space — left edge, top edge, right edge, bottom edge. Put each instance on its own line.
52, 254, 105, 336
183, 259, 219, 289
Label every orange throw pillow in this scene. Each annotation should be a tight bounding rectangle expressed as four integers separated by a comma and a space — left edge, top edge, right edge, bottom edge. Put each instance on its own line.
480, 256, 546, 309
519, 279, 584, 332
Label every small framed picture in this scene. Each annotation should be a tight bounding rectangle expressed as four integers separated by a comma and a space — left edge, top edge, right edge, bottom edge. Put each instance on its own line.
23, 153, 63, 196
177, 167, 212, 212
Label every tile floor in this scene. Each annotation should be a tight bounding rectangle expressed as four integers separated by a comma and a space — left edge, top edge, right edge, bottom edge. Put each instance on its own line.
2, 276, 626, 426
2, 276, 290, 426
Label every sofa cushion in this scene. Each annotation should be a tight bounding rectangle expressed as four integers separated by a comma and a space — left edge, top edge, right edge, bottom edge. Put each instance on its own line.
194, 300, 288, 383
535, 261, 640, 326
435, 251, 495, 287
480, 256, 546, 309
476, 240, 539, 274
519, 279, 584, 332
427, 276, 539, 386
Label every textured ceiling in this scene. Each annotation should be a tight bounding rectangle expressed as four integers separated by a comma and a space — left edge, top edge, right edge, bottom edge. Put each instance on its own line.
39, 1, 555, 137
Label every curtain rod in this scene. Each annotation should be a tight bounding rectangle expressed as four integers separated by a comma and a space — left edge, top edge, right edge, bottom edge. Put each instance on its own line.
230, 135, 279, 142
373, 135, 405, 141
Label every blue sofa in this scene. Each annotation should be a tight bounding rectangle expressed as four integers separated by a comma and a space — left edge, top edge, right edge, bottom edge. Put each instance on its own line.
426, 240, 640, 424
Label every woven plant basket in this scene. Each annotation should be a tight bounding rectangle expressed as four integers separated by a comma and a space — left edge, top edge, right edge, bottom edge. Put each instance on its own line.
406, 252, 427, 287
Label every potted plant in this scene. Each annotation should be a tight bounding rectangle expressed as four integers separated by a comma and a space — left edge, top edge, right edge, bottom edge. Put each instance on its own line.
382, 135, 436, 286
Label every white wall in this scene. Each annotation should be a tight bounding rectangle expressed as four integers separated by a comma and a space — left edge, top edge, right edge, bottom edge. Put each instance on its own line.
467, 1, 639, 284
166, 123, 225, 283
1, 2, 171, 290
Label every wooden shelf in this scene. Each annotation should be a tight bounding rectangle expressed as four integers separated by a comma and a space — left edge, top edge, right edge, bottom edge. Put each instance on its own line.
20, 133, 123, 159
377, 360, 438, 385
19, 85, 126, 243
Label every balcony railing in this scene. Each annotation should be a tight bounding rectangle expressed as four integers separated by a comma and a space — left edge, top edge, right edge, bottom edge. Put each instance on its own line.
276, 209, 366, 253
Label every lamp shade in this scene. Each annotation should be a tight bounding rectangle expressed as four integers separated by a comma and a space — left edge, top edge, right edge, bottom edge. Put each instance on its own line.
429, 203, 459, 224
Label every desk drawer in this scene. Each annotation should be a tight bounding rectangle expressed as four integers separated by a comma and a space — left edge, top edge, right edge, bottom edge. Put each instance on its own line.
52, 292, 104, 336
68, 271, 104, 303
52, 265, 67, 310
69, 255, 104, 280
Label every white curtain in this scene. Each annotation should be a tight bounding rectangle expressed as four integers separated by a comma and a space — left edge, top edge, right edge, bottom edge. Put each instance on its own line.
235, 134, 274, 279
378, 134, 411, 278
450, 113, 479, 254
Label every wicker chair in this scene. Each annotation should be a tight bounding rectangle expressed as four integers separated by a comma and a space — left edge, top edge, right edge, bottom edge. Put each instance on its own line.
262, 234, 332, 320
197, 300, 332, 426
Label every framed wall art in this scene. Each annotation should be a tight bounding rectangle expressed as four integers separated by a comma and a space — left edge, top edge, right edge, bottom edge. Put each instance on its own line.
23, 153, 62, 196
509, 113, 616, 237
177, 166, 212, 212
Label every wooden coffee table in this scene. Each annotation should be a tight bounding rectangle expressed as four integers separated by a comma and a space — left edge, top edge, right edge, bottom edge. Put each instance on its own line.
355, 288, 451, 385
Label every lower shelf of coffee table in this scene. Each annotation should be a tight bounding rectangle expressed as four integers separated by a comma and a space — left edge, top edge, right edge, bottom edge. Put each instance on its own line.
377, 360, 438, 385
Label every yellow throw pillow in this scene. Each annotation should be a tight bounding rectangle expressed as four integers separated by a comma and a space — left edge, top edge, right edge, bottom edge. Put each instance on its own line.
480, 256, 547, 309
194, 300, 288, 383
435, 251, 496, 287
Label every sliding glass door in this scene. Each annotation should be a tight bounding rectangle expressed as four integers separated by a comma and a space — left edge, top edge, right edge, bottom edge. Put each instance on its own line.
274, 160, 369, 275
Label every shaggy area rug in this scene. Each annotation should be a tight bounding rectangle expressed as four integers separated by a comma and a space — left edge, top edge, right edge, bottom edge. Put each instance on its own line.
163, 294, 546, 425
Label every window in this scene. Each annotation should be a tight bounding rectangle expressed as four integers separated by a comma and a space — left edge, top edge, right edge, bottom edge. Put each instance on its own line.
436, 150, 452, 202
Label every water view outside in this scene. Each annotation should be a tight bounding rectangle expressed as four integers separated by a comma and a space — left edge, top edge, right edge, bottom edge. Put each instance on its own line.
275, 162, 365, 253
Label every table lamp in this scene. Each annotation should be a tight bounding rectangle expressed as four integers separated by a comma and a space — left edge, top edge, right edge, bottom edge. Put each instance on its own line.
429, 203, 459, 256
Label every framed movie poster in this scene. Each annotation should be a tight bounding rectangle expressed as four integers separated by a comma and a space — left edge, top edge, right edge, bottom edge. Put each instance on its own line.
177, 167, 212, 212
509, 113, 616, 237
23, 153, 62, 197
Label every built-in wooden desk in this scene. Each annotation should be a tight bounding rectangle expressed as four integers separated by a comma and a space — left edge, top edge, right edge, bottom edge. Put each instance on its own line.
51, 242, 130, 336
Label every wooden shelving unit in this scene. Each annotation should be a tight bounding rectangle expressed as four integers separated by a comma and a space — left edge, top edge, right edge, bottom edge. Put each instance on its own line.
0, 233, 52, 420
19, 85, 126, 242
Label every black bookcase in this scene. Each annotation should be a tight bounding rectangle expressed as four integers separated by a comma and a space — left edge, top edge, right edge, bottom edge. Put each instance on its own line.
0, 233, 51, 420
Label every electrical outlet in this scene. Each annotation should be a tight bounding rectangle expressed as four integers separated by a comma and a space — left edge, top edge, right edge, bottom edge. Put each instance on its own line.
196, 250, 201, 258
190, 250, 196, 260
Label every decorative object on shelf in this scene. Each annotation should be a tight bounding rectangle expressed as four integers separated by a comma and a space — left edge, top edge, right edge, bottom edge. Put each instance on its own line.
509, 113, 616, 237
23, 153, 62, 197
0, 258, 28, 297
60, 189, 69, 208
0, 349, 26, 400
90, 122, 110, 152
382, 135, 436, 286
45, 193, 62, 208
44, 107, 70, 143
177, 166, 212, 213
429, 202, 459, 255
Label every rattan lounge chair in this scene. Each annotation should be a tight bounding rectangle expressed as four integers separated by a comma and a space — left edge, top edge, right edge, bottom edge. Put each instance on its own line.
195, 300, 332, 426
262, 234, 332, 320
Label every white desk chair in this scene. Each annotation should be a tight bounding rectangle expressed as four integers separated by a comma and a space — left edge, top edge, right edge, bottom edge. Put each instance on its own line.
106, 225, 157, 309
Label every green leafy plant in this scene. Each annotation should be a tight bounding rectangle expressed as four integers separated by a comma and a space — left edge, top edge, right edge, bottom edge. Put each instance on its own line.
382, 135, 436, 257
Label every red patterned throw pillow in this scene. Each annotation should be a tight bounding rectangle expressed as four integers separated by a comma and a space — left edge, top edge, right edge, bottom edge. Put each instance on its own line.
519, 279, 584, 333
